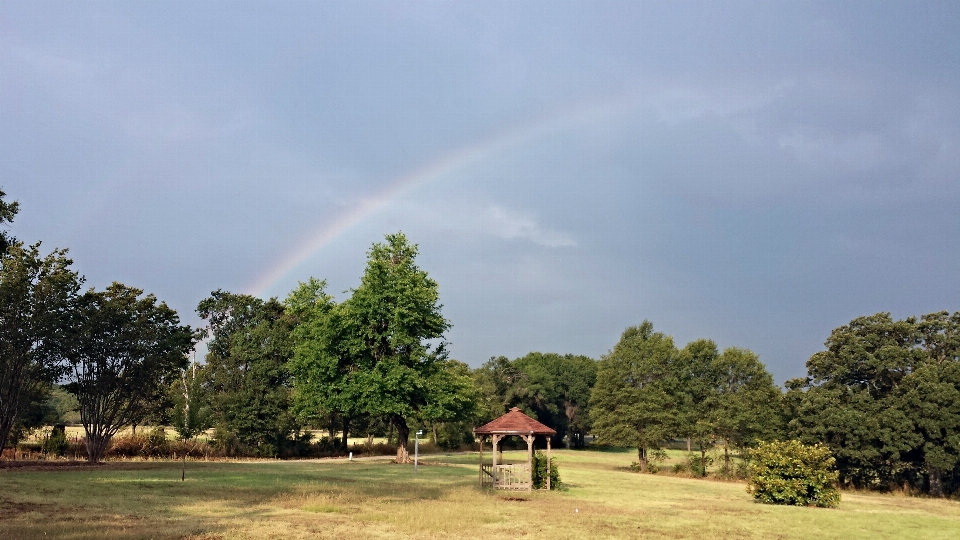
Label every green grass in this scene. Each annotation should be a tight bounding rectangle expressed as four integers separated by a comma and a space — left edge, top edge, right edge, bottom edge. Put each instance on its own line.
2, 449, 959, 539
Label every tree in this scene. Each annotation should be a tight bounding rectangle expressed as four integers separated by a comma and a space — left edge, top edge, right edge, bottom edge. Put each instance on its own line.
420, 359, 479, 443
514, 352, 597, 448
473, 356, 528, 423
0, 241, 80, 451
340, 232, 451, 463
590, 321, 681, 471
675, 339, 721, 476
66, 283, 194, 462
172, 360, 210, 480
0, 188, 19, 253
198, 290, 298, 455
903, 311, 960, 496
711, 347, 784, 473
786, 312, 960, 494
286, 278, 359, 449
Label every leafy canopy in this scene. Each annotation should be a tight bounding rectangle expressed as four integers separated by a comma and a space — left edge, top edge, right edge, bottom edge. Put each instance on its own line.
66, 283, 194, 462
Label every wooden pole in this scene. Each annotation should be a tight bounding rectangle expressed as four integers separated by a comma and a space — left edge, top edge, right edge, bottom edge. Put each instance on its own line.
491, 435, 499, 488
546, 437, 552, 491
526, 433, 534, 491
478, 435, 483, 487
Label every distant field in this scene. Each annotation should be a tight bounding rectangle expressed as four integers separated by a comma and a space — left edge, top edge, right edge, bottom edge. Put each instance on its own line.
2, 449, 959, 539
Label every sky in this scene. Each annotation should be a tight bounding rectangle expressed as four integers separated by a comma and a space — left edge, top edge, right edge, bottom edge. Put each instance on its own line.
2, 1, 960, 383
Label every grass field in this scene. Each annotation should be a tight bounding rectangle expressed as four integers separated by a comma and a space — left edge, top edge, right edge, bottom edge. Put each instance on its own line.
2, 448, 959, 539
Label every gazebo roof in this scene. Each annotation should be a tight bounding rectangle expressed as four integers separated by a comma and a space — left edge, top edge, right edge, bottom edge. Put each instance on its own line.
473, 407, 557, 435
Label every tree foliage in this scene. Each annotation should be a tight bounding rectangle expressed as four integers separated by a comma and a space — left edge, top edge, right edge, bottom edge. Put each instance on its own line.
198, 290, 298, 455
591, 322, 781, 475
590, 321, 681, 471
0, 188, 19, 253
473, 355, 528, 422
286, 278, 358, 448
66, 283, 194, 462
0, 241, 80, 451
512, 352, 597, 448
787, 312, 960, 495
171, 361, 211, 442
329, 232, 451, 463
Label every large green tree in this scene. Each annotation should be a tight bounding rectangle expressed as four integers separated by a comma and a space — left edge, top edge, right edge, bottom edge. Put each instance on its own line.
339, 232, 451, 463
590, 321, 681, 471
0, 240, 80, 451
513, 352, 597, 448
419, 359, 479, 445
710, 347, 783, 471
66, 283, 194, 462
903, 311, 960, 496
198, 290, 298, 455
473, 355, 528, 423
788, 312, 960, 495
673, 340, 782, 476
286, 278, 359, 448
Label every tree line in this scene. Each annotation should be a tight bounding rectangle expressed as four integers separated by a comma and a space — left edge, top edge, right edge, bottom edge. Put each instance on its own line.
3, 188, 959, 496
0, 190, 194, 462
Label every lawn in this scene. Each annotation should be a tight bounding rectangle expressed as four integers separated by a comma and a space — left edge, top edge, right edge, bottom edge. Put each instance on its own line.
2, 448, 959, 539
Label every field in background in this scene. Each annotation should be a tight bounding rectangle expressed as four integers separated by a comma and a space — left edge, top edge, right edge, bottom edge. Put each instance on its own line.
2, 448, 959, 539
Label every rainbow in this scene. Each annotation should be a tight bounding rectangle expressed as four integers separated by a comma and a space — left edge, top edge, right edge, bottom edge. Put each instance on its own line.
246, 93, 640, 298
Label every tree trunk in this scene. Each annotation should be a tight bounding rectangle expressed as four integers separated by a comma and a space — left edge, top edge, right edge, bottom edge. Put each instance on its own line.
366, 433, 374, 446
327, 413, 336, 443
723, 443, 730, 475
929, 466, 944, 497
700, 445, 707, 477
341, 416, 350, 450
387, 422, 394, 445
637, 446, 648, 472
394, 416, 410, 463
432, 423, 437, 444
564, 401, 577, 450
86, 431, 110, 463
0, 413, 15, 456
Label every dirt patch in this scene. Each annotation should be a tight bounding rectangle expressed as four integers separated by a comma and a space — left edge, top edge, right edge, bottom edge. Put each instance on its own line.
0, 497, 53, 519
498, 496, 530, 502
0, 460, 167, 472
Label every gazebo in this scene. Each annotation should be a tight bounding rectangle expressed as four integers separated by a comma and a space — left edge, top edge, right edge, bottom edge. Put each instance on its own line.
473, 407, 556, 490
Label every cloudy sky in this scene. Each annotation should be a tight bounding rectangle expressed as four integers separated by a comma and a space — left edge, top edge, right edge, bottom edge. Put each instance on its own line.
3, 1, 959, 382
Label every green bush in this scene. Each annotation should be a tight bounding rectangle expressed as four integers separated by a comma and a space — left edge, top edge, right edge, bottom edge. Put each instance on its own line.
43, 425, 69, 456
747, 440, 840, 508
532, 451, 561, 489
688, 454, 713, 477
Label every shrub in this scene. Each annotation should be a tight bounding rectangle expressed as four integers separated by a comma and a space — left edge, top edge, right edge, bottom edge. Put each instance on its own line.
145, 427, 170, 457
211, 427, 242, 457
44, 425, 69, 457
108, 434, 149, 458
688, 454, 713, 477
747, 440, 840, 508
532, 451, 561, 489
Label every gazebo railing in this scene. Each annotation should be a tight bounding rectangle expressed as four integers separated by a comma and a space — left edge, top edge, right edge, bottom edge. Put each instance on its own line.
481, 463, 531, 490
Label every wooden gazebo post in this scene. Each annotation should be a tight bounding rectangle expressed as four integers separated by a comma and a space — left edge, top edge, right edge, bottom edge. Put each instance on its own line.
547, 436, 551, 490
478, 435, 483, 487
